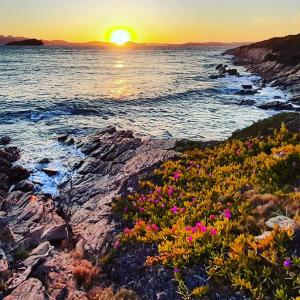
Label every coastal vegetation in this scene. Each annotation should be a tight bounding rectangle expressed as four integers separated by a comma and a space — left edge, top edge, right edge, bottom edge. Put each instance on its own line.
114, 116, 300, 299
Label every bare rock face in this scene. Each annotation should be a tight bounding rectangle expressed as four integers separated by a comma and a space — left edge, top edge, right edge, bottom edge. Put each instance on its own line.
2, 128, 180, 299
225, 34, 300, 111
4, 278, 46, 300
58, 127, 180, 255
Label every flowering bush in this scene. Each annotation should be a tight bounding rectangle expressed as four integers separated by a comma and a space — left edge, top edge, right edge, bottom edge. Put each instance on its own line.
114, 124, 300, 299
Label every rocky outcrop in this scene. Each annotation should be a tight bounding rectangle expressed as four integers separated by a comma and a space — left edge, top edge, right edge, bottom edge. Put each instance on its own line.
1, 128, 181, 299
225, 33, 300, 107
58, 126, 180, 255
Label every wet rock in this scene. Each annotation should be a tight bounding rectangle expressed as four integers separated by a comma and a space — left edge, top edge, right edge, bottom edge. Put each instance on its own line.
258, 101, 294, 111
274, 95, 282, 99
38, 158, 50, 164
42, 168, 59, 176
239, 99, 256, 106
14, 180, 35, 192
57, 134, 69, 143
0, 136, 11, 145
227, 68, 239, 76
8, 165, 30, 182
242, 84, 253, 90
266, 216, 299, 231
4, 278, 46, 300
236, 89, 258, 96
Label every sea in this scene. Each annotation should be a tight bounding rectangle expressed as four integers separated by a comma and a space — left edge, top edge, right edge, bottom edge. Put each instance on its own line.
0, 46, 291, 194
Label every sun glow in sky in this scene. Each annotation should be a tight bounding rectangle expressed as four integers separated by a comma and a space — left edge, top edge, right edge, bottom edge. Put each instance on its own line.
109, 29, 131, 45
0, 0, 300, 43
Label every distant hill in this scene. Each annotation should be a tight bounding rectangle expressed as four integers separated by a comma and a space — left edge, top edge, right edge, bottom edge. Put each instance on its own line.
0, 35, 248, 49
5, 39, 44, 46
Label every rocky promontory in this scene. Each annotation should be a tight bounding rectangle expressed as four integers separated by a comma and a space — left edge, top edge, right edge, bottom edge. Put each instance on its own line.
5, 39, 44, 46
225, 33, 300, 106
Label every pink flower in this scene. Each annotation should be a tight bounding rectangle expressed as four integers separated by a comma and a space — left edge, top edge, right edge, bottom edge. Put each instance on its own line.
200, 225, 207, 233
168, 186, 175, 196
113, 240, 120, 249
191, 227, 197, 233
139, 207, 145, 213
195, 222, 202, 228
161, 204, 165, 208
227, 202, 232, 207
124, 227, 130, 234
124, 207, 128, 213
151, 224, 159, 232
211, 228, 218, 236
187, 236, 193, 243
155, 187, 161, 194
209, 214, 216, 220
283, 259, 292, 268
173, 171, 182, 181
224, 209, 232, 220
146, 225, 152, 231
185, 226, 192, 232
171, 206, 178, 214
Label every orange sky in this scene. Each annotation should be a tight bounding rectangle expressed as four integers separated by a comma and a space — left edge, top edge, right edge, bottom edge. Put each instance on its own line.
1, 0, 300, 43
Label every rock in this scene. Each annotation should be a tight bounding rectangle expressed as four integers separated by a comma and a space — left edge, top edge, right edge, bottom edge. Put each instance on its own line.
8, 165, 30, 181
58, 135, 75, 146
57, 135, 69, 143
227, 68, 239, 76
42, 168, 59, 176
38, 158, 50, 164
14, 180, 35, 192
0, 136, 11, 145
22, 242, 54, 267
242, 85, 253, 90
239, 99, 256, 106
236, 89, 258, 95
4, 278, 46, 300
254, 231, 272, 241
258, 101, 294, 111
274, 95, 282, 99
266, 216, 299, 231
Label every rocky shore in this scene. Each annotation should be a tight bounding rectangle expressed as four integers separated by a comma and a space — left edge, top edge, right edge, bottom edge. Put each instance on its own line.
0, 126, 181, 299
1, 112, 299, 299
225, 33, 300, 109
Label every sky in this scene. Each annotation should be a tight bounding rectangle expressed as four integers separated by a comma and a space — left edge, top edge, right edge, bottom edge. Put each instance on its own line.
1, 0, 300, 43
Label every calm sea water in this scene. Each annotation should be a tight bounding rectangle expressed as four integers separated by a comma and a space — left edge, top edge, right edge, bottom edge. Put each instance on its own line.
0, 46, 290, 194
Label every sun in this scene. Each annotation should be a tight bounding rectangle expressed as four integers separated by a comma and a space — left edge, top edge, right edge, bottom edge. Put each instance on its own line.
110, 29, 131, 46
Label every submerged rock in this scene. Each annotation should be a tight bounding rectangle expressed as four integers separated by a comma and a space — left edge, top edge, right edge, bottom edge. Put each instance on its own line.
258, 101, 294, 111
42, 168, 59, 176
0, 136, 11, 145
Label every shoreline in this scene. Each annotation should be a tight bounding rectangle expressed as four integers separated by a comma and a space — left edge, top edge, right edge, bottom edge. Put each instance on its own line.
1, 112, 299, 299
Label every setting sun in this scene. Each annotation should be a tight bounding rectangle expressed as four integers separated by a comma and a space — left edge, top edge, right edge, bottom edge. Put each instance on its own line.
109, 29, 131, 45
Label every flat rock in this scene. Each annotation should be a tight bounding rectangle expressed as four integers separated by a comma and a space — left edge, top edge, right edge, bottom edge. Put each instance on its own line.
266, 216, 299, 231
42, 168, 59, 176
4, 278, 46, 300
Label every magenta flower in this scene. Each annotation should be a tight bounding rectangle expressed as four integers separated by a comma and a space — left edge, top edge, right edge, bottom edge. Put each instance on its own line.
173, 171, 182, 181
200, 225, 207, 233
168, 186, 175, 196
151, 224, 159, 232
211, 228, 218, 236
209, 214, 216, 220
185, 226, 192, 232
124, 207, 128, 213
224, 209, 232, 220
283, 259, 292, 268
174, 267, 179, 273
196, 222, 202, 228
187, 236, 193, 243
191, 227, 197, 233
171, 206, 178, 214
139, 207, 145, 213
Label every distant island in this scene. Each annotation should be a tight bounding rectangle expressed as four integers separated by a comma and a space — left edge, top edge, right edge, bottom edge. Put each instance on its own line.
5, 38, 44, 46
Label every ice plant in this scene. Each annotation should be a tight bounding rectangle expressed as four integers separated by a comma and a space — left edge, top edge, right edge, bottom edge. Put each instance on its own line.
116, 124, 300, 299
